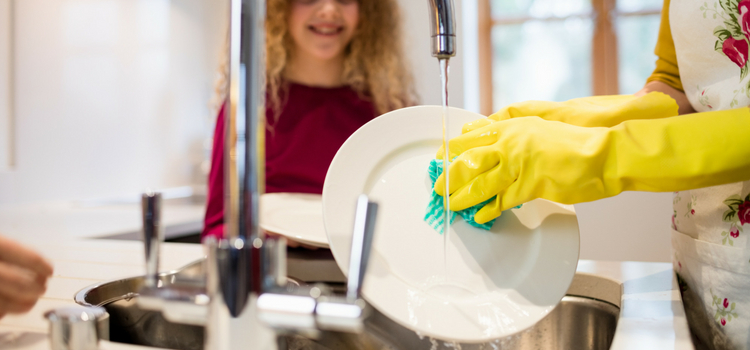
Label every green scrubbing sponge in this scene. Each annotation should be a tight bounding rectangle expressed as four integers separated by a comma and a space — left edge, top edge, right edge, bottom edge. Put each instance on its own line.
424, 159, 500, 234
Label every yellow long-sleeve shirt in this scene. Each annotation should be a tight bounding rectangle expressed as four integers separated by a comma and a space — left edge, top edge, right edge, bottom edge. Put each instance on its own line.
647, 0, 684, 92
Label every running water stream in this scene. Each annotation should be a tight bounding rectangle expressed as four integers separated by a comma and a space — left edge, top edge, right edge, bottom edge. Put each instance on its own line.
439, 58, 450, 278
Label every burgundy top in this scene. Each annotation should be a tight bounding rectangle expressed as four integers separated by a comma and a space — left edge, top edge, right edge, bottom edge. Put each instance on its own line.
202, 83, 378, 239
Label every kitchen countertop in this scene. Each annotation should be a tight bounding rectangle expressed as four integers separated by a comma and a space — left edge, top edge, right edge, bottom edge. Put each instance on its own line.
575, 260, 693, 350
0, 199, 694, 349
0, 240, 694, 349
0, 238, 204, 350
0, 198, 205, 241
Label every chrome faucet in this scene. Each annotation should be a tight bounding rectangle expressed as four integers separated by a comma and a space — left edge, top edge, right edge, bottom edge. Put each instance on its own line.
136, 1, 454, 349
138, 190, 377, 349
428, 0, 457, 59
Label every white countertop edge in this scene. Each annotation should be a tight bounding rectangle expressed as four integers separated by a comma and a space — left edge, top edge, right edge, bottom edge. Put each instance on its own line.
576, 260, 694, 350
0, 236, 694, 350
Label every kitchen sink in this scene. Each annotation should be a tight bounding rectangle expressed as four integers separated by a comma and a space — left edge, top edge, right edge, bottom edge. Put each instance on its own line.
76, 259, 621, 350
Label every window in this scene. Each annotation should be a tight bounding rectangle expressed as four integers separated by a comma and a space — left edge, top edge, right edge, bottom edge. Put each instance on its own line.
479, 0, 662, 115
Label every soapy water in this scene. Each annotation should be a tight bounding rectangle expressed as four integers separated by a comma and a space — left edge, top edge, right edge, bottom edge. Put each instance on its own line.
430, 338, 440, 350
285, 327, 530, 350
406, 273, 538, 349
443, 341, 462, 349
415, 329, 531, 350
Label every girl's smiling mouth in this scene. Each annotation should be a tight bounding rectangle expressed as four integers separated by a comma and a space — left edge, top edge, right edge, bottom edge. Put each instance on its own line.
309, 24, 344, 36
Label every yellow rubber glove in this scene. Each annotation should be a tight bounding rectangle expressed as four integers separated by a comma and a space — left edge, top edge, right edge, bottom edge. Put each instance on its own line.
435, 108, 750, 224
462, 92, 679, 133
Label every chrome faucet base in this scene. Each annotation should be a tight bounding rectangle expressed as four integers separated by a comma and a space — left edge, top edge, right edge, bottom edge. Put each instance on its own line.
205, 238, 276, 350
137, 196, 378, 350
138, 285, 209, 326
212, 237, 254, 317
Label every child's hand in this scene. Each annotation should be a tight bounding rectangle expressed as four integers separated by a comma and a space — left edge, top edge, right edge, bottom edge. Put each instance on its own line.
0, 235, 53, 318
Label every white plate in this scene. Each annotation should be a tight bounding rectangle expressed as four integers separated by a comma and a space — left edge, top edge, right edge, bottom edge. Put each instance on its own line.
260, 193, 329, 248
322, 106, 580, 343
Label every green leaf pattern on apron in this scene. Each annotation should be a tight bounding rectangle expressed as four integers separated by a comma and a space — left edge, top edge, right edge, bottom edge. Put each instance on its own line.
712, 289, 740, 326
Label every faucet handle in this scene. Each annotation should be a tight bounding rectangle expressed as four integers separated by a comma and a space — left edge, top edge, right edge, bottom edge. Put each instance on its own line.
263, 235, 288, 290
142, 191, 163, 288
311, 196, 376, 333
346, 194, 378, 302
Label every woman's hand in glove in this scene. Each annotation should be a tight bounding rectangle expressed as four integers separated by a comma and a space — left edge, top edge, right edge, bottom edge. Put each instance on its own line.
436, 117, 613, 224
462, 92, 679, 134
436, 108, 750, 224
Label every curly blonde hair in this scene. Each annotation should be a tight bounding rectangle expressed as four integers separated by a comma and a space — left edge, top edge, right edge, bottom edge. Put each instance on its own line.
265, 0, 417, 116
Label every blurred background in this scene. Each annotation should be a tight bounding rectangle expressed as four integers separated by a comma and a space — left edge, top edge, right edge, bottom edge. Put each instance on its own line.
0, 0, 672, 262
485, 0, 661, 113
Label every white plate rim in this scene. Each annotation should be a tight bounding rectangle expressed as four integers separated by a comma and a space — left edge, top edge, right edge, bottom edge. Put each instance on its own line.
322, 105, 580, 343
260, 192, 329, 248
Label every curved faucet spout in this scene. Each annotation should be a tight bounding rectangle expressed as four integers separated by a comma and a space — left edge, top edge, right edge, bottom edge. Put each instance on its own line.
428, 0, 457, 58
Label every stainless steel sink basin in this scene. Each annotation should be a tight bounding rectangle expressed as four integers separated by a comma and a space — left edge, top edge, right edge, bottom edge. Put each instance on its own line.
76, 260, 207, 350
76, 259, 620, 350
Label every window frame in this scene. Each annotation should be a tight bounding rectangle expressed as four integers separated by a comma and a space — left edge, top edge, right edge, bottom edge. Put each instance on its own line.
479, 0, 662, 115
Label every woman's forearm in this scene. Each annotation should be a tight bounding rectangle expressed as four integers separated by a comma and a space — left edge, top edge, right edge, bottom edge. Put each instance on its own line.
636, 80, 696, 115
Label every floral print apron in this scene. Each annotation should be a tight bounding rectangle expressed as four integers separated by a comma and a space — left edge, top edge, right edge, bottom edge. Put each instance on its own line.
670, 1, 750, 348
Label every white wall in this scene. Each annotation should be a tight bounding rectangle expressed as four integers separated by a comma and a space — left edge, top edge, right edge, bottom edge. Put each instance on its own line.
0, 0, 227, 204
575, 193, 672, 262
3, 0, 462, 203
0, 0, 12, 171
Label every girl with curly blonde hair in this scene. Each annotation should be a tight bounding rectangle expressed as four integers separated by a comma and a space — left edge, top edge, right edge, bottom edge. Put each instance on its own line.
203, 0, 417, 240
266, 0, 416, 116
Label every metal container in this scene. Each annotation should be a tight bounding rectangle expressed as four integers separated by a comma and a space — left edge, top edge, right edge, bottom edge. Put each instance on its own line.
44, 305, 109, 350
